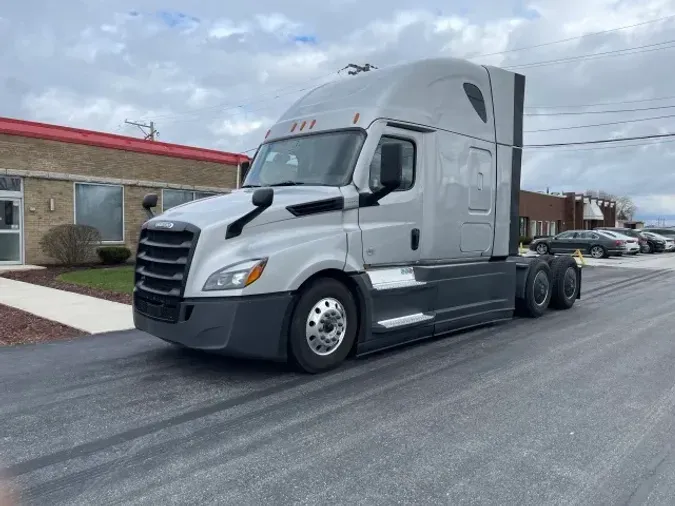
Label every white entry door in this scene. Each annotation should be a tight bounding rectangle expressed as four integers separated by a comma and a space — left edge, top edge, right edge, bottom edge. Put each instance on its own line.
0, 198, 23, 264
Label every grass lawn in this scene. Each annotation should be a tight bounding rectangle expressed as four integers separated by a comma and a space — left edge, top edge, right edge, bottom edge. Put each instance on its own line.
57, 266, 135, 294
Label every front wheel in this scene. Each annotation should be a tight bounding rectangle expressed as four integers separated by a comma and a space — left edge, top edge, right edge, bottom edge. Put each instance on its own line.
288, 278, 358, 374
536, 242, 549, 255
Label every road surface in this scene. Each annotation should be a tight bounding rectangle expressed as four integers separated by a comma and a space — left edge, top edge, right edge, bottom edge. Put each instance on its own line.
1, 265, 675, 505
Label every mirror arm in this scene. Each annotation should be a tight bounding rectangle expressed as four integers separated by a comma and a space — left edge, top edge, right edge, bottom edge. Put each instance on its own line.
358, 186, 395, 207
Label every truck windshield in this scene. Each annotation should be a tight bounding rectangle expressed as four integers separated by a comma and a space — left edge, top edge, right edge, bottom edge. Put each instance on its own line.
242, 130, 365, 187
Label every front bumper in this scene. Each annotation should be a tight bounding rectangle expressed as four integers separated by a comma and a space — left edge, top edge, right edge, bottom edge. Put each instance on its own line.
133, 291, 295, 361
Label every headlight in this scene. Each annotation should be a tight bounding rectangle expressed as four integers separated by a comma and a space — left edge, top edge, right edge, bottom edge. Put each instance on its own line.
203, 258, 267, 291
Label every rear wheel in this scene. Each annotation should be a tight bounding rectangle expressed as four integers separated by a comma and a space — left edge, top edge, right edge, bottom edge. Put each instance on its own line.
516, 259, 552, 318
645, 242, 653, 254
288, 278, 358, 374
590, 245, 606, 259
549, 256, 579, 310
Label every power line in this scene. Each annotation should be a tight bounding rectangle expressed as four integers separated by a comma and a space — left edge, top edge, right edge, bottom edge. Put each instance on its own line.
504, 38, 675, 70
524, 138, 675, 152
141, 15, 675, 125
525, 94, 675, 110
163, 37, 675, 127
524, 112, 675, 132
525, 131, 675, 148
470, 13, 675, 59
525, 103, 675, 116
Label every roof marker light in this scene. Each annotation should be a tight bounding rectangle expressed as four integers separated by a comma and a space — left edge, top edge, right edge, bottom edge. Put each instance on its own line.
290, 122, 297, 132
309, 119, 316, 129
353, 112, 360, 124
300, 120, 307, 131
265, 130, 270, 139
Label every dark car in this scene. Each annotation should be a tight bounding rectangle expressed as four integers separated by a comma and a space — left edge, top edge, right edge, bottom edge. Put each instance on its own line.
644, 228, 675, 248
530, 229, 626, 258
595, 227, 664, 254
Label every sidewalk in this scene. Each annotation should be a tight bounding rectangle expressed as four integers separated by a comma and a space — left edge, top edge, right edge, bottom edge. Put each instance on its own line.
0, 277, 134, 334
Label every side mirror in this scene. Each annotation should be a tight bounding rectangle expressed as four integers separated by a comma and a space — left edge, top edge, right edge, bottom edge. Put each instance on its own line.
142, 193, 158, 219
252, 187, 274, 208
379, 143, 403, 190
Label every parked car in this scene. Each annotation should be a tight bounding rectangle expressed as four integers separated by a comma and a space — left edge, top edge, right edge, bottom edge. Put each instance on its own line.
530, 229, 626, 258
595, 227, 661, 254
641, 231, 674, 252
645, 227, 675, 241
595, 229, 640, 255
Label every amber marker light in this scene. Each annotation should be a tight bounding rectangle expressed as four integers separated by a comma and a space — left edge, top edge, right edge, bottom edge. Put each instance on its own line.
245, 259, 268, 286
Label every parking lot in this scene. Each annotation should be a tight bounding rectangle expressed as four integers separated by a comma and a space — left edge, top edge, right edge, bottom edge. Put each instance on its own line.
2, 261, 675, 505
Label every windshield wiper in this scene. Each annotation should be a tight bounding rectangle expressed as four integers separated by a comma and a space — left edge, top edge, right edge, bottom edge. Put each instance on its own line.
241, 184, 261, 188
269, 181, 305, 186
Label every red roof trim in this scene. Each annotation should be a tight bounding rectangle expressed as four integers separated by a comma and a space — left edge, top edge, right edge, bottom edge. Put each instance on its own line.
0, 116, 250, 165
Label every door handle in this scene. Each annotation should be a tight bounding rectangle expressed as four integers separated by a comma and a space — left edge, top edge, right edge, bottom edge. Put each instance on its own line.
411, 228, 420, 250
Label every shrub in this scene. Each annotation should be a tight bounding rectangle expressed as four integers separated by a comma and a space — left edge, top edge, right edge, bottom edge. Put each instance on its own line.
519, 236, 532, 245
40, 224, 101, 265
97, 246, 132, 265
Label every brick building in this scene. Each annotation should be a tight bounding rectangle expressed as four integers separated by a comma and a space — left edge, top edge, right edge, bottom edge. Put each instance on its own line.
0, 117, 248, 265
519, 190, 617, 239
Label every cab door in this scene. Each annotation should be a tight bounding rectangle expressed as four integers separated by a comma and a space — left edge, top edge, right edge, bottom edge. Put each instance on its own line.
358, 128, 423, 267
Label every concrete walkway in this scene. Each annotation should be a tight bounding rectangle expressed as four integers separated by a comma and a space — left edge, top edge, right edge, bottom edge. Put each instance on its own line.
0, 277, 133, 334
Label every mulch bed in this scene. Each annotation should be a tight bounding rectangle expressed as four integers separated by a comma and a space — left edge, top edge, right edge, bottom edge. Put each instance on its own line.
1, 266, 132, 305
0, 303, 88, 345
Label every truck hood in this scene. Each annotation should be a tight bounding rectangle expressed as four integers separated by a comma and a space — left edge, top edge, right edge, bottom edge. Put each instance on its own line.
153, 186, 343, 231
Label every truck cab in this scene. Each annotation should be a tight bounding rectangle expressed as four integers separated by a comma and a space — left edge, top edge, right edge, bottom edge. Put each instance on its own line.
133, 57, 581, 373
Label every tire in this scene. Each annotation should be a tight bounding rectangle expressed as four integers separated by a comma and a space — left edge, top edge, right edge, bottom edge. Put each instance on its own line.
288, 278, 358, 374
535, 242, 549, 255
549, 256, 579, 310
589, 245, 606, 259
516, 259, 552, 318
645, 242, 654, 254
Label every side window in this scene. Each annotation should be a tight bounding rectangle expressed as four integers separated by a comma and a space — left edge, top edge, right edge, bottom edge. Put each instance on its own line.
463, 83, 487, 123
369, 136, 415, 191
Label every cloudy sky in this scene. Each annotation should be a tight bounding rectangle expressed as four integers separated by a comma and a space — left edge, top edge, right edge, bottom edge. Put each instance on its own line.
1, 0, 674, 221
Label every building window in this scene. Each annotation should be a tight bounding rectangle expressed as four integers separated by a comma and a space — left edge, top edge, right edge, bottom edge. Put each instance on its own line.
0, 176, 21, 193
74, 183, 124, 243
519, 217, 528, 237
162, 189, 218, 211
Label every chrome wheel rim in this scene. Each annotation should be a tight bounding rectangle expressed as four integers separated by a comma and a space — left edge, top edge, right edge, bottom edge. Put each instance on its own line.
536, 243, 547, 255
305, 297, 347, 356
591, 246, 603, 258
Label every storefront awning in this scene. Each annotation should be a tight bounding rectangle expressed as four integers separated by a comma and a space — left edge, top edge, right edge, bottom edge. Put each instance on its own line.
583, 201, 605, 220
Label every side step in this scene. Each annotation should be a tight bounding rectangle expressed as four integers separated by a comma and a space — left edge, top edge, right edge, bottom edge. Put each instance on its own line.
373, 312, 434, 333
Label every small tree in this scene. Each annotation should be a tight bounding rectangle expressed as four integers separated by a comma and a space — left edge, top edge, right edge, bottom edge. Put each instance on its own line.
40, 224, 102, 265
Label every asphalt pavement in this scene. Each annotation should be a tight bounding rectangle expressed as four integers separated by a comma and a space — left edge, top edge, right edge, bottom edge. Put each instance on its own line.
2, 265, 675, 505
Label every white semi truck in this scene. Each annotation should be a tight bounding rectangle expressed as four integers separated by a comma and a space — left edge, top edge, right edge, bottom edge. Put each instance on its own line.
133, 57, 582, 373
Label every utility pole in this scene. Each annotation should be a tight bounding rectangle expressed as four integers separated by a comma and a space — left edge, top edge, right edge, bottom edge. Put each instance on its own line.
124, 119, 158, 140
339, 63, 378, 76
